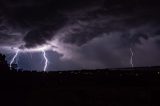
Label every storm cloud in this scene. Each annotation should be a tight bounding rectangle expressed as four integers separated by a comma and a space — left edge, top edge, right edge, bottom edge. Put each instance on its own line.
0, 0, 160, 70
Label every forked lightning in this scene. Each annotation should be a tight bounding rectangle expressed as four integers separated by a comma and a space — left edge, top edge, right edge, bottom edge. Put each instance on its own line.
9, 49, 49, 71
10, 50, 20, 69
42, 50, 48, 71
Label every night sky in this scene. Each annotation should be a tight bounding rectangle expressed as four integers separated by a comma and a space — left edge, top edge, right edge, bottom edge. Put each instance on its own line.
0, 0, 160, 71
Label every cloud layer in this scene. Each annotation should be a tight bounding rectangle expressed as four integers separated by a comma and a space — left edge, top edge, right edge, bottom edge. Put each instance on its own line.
0, 0, 160, 70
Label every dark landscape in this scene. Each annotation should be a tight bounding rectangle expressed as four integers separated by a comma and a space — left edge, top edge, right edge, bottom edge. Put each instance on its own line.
0, 0, 160, 105
1, 54, 160, 106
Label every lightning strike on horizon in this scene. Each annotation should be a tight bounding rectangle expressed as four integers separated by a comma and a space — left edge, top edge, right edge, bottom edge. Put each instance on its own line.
10, 50, 20, 69
130, 48, 134, 68
42, 50, 48, 71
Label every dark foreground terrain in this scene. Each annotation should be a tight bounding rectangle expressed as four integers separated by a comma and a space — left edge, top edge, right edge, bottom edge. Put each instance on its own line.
0, 54, 160, 106
1, 66, 160, 106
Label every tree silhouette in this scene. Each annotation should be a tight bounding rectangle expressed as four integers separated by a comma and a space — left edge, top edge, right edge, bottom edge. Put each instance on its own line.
0, 53, 10, 71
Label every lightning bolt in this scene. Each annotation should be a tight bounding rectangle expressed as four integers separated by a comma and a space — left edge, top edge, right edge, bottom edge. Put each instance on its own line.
5, 45, 51, 71
42, 50, 48, 72
130, 48, 134, 68
10, 50, 19, 70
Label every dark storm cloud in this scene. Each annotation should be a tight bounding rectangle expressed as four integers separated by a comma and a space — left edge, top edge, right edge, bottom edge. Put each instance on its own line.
1, 0, 160, 70
0, 0, 67, 48
1, 0, 160, 48
119, 33, 149, 48
0, 32, 22, 46
0, 0, 101, 48
58, 0, 160, 47
23, 19, 66, 48
23, 28, 52, 48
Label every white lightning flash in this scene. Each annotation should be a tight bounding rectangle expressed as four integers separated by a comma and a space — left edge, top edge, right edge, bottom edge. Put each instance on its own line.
10, 50, 20, 69
42, 50, 48, 71
3, 44, 53, 71
130, 48, 134, 68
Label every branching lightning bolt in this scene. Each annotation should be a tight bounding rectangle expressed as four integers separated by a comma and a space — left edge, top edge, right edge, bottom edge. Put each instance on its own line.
130, 48, 134, 68
10, 50, 19, 69
42, 50, 48, 72
6, 45, 51, 71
